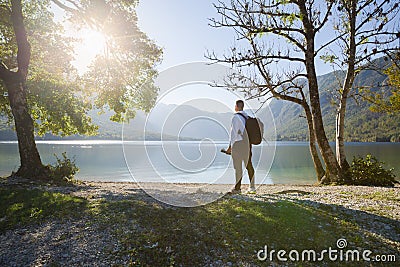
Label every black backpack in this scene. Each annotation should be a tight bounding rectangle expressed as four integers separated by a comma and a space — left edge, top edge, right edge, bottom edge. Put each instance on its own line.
237, 113, 264, 145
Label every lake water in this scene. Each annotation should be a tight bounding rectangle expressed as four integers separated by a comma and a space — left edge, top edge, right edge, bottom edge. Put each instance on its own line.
0, 141, 399, 184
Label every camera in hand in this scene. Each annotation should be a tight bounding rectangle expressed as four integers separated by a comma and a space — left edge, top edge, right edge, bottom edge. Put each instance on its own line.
221, 148, 231, 155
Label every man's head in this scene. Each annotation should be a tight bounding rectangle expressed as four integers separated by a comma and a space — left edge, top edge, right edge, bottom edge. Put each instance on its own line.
235, 100, 244, 112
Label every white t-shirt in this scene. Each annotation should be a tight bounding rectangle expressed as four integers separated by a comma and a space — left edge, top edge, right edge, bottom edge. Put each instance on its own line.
229, 111, 248, 145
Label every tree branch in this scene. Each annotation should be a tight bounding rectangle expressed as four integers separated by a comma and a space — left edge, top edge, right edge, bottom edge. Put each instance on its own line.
51, 0, 78, 13
315, 0, 334, 33
51, 0, 98, 29
355, 48, 400, 65
11, 0, 30, 81
0, 61, 13, 82
355, 0, 394, 32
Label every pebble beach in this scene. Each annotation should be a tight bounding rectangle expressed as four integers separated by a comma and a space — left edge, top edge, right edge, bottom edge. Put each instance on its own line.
1, 179, 399, 266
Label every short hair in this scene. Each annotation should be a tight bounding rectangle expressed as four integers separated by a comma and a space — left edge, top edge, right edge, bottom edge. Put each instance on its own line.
236, 100, 244, 110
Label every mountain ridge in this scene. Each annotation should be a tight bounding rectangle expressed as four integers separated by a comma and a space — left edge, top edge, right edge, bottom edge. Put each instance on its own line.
1, 58, 399, 142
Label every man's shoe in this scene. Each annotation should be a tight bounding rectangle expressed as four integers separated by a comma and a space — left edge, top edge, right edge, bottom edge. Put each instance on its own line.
246, 187, 256, 194
227, 189, 241, 195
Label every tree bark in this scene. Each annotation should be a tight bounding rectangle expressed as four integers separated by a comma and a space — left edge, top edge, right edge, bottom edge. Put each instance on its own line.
303, 103, 325, 181
0, 0, 48, 178
5, 78, 48, 178
307, 60, 341, 183
298, 0, 342, 183
335, 0, 357, 176
336, 84, 351, 173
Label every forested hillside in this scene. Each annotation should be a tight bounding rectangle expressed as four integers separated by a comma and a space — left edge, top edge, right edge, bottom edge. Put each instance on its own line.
265, 60, 400, 142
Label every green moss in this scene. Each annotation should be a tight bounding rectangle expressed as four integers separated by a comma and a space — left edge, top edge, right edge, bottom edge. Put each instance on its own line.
0, 188, 87, 232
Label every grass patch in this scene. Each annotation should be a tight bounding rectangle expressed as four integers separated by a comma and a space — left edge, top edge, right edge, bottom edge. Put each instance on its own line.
359, 191, 400, 202
1, 187, 397, 266
89, 198, 378, 266
0, 188, 87, 232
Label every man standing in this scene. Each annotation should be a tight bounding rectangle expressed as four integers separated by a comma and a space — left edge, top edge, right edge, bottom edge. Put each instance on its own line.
225, 100, 255, 194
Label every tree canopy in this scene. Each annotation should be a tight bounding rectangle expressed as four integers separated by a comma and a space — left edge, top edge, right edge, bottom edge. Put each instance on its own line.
368, 59, 400, 113
0, 0, 162, 179
0, 0, 162, 136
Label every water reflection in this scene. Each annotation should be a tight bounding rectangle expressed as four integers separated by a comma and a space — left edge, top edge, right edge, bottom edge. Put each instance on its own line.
1, 141, 399, 183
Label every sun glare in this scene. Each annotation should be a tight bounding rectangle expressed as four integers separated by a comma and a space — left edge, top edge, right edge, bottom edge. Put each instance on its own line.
72, 28, 108, 73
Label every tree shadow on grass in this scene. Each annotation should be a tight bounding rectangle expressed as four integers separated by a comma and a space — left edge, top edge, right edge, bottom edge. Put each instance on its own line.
1, 185, 399, 266
288, 197, 400, 243
91, 191, 399, 266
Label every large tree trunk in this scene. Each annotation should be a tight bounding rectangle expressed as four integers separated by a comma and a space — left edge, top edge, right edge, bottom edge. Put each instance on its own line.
0, 0, 48, 179
304, 103, 325, 181
335, 0, 357, 178
307, 62, 341, 183
5, 79, 48, 178
298, 0, 342, 183
336, 89, 351, 173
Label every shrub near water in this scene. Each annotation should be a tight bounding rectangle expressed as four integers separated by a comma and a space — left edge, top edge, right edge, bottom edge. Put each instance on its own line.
48, 152, 79, 184
348, 154, 397, 186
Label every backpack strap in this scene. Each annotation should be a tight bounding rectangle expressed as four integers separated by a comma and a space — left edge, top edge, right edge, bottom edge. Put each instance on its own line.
236, 112, 248, 121
236, 112, 247, 137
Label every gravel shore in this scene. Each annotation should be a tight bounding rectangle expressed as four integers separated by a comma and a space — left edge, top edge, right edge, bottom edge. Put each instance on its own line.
1, 180, 399, 266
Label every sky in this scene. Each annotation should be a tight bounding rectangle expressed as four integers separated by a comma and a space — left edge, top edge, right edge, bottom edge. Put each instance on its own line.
136, 0, 335, 74
56, 0, 396, 109
136, 0, 241, 107
134, 0, 337, 107
57, 0, 398, 78
135, 1, 302, 107
136, 0, 231, 70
